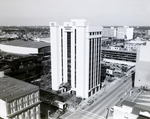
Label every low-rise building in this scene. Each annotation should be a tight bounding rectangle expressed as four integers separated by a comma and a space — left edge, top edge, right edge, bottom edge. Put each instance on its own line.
0, 40, 50, 55
0, 72, 41, 119
102, 47, 136, 63
124, 39, 146, 51
113, 100, 150, 119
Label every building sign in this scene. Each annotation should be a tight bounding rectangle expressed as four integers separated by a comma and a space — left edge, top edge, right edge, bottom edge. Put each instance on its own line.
64, 26, 72, 30
106, 69, 114, 75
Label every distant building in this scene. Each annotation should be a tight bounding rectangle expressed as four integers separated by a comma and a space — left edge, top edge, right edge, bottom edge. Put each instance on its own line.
106, 68, 114, 76
102, 26, 134, 40
39, 38, 50, 43
50, 19, 102, 98
33, 37, 50, 43
135, 42, 150, 88
117, 26, 134, 40
0, 40, 50, 54
110, 46, 121, 51
102, 27, 116, 38
0, 33, 18, 39
113, 100, 150, 119
146, 30, 150, 36
0, 73, 41, 119
125, 40, 146, 51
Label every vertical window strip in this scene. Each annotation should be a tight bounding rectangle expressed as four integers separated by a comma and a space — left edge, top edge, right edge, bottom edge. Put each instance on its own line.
75, 29, 76, 88
99, 37, 101, 86
67, 32, 71, 84
89, 39, 91, 90
61, 29, 63, 82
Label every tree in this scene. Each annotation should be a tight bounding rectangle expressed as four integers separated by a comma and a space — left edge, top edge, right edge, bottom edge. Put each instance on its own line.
121, 66, 127, 72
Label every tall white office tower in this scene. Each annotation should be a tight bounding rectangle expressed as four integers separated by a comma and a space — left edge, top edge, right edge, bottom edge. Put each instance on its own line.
50, 19, 102, 98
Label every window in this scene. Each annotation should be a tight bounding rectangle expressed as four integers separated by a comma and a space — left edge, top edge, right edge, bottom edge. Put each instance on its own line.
30, 108, 33, 114
16, 98, 22, 111
25, 111, 28, 118
10, 108, 13, 114
29, 94, 34, 105
23, 95, 28, 108
35, 92, 39, 102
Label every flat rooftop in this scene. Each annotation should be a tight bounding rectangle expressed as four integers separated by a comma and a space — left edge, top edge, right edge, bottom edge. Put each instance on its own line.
122, 100, 136, 107
1, 40, 50, 48
0, 75, 39, 102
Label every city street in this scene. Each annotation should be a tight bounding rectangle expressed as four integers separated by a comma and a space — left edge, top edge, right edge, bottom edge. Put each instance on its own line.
60, 75, 132, 119
84, 77, 132, 117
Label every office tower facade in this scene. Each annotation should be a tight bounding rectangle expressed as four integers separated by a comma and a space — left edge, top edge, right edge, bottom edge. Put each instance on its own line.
50, 19, 102, 98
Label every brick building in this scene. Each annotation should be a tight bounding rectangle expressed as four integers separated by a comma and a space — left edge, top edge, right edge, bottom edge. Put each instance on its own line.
0, 73, 41, 119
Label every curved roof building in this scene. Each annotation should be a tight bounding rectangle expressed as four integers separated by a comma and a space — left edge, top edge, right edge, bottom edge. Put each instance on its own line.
0, 40, 50, 54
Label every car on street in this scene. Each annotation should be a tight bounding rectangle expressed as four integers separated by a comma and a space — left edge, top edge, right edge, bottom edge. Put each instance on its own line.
87, 99, 94, 106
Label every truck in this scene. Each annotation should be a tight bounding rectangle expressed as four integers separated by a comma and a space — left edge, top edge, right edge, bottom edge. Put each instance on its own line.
51, 100, 67, 110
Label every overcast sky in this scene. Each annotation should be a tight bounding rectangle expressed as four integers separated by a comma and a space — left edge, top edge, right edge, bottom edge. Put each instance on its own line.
0, 0, 150, 26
